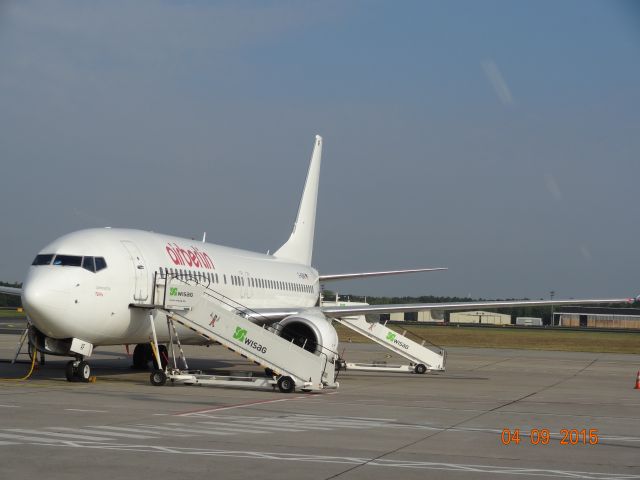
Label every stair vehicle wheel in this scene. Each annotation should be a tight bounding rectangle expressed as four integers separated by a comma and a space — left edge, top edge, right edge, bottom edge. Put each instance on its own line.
414, 364, 427, 375
65, 360, 76, 382
150, 369, 167, 386
75, 361, 91, 382
277, 376, 295, 393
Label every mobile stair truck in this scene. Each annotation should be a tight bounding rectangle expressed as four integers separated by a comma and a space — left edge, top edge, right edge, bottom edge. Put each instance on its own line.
133, 274, 339, 393
324, 299, 446, 374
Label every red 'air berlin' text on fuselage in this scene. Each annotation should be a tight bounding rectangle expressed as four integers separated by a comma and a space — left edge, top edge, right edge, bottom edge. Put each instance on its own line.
165, 243, 215, 269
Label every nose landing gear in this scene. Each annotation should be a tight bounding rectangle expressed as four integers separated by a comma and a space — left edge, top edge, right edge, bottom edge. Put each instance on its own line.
65, 359, 91, 382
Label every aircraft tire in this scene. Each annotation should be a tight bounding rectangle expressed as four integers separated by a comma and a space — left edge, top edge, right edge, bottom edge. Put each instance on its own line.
152, 345, 169, 369
414, 364, 427, 375
132, 344, 148, 370
76, 361, 91, 382
150, 369, 167, 386
277, 376, 295, 393
65, 361, 76, 382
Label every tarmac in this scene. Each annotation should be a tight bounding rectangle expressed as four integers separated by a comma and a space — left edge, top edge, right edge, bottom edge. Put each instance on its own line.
0, 322, 639, 480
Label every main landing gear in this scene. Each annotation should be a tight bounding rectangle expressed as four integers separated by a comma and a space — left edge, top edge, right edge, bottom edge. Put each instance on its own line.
132, 343, 168, 370
65, 359, 91, 382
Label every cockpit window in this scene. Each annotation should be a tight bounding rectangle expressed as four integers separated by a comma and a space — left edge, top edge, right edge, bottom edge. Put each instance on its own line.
94, 257, 107, 272
82, 256, 95, 272
36, 254, 107, 272
32, 254, 54, 266
52, 255, 82, 267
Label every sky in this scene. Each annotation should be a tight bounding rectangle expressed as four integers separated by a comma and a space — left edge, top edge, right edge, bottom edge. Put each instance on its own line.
1, 0, 639, 299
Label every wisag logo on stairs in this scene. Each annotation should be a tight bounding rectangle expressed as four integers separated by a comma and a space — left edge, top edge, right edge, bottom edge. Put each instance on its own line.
233, 326, 267, 354
386, 331, 409, 350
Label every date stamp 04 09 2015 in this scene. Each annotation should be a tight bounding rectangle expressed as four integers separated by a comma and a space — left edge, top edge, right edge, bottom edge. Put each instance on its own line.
501, 428, 600, 446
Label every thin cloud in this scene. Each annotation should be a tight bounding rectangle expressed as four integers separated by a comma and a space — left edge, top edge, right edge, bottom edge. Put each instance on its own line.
579, 245, 592, 262
544, 173, 563, 201
481, 59, 514, 106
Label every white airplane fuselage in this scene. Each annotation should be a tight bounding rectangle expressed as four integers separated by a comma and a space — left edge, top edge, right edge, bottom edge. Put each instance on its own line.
22, 228, 319, 347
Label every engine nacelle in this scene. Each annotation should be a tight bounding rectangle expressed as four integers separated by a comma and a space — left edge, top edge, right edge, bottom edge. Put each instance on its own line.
275, 311, 338, 361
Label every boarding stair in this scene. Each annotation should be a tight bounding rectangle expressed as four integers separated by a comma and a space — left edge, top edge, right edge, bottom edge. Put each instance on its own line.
137, 274, 339, 393
324, 300, 445, 373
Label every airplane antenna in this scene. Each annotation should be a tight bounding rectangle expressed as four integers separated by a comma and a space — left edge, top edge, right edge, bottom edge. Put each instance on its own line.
202, 232, 206, 243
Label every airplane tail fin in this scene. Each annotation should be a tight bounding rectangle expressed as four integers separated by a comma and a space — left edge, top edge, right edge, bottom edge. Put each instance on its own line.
274, 135, 322, 266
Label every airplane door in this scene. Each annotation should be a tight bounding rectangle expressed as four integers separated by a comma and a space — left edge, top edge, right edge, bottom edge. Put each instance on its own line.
121, 240, 149, 302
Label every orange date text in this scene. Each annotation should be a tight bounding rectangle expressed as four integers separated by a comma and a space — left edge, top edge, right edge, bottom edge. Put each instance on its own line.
500, 428, 599, 446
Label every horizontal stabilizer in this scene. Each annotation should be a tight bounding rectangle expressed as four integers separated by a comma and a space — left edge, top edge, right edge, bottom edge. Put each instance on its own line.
319, 267, 447, 282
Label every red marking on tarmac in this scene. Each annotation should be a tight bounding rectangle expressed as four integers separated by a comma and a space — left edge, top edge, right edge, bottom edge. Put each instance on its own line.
174, 392, 337, 416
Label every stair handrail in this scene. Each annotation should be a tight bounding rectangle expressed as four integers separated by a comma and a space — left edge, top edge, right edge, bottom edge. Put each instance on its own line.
155, 271, 339, 371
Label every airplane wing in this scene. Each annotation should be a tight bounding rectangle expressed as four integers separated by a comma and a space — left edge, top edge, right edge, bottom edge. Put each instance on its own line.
0, 285, 22, 296
245, 297, 634, 322
319, 297, 634, 317
319, 267, 447, 282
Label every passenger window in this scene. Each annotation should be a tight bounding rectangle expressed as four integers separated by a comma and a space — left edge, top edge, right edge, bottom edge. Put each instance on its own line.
82, 256, 95, 273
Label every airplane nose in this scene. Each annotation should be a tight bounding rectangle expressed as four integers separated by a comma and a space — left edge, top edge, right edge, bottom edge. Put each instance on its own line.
22, 272, 72, 338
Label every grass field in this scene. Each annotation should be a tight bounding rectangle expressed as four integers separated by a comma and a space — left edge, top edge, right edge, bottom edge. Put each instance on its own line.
335, 323, 640, 354
0, 310, 638, 354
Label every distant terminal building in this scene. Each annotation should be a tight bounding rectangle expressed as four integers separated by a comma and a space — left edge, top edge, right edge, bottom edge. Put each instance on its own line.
388, 310, 510, 325
389, 311, 444, 322
516, 317, 543, 326
554, 307, 640, 330
449, 311, 510, 325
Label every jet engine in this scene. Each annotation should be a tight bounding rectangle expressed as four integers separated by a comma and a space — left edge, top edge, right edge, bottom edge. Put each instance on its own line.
275, 310, 339, 361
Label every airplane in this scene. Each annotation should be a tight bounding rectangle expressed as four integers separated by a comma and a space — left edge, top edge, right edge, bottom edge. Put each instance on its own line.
0, 135, 632, 382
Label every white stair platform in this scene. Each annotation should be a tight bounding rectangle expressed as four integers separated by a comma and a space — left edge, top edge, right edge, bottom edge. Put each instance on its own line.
333, 313, 445, 373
